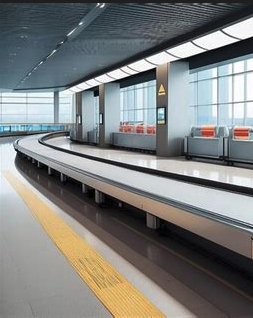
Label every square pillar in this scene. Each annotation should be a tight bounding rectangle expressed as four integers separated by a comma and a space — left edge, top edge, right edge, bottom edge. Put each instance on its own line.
82, 91, 96, 142
99, 83, 120, 147
156, 61, 190, 157
54, 91, 59, 124
71, 92, 83, 140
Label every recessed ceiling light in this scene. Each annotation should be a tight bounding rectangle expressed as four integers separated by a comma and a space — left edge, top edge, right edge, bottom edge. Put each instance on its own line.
79, 21, 84, 26
128, 59, 155, 72
223, 17, 253, 40
86, 79, 101, 87
193, 30, 238, 50
47, 49, 57, 58
167, 41, 206, 58
121, 66, 138, 75
95, 74, 113, 83
146, 51, 178, 65
67, 28, 76, 37
107, 69, 129, 79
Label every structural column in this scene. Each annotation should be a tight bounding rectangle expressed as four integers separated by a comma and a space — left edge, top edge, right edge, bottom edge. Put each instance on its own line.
156, 61, 190, 157
99, 83, 120, 147
70, 92, 82, 140
82, 91, 95, 142
54, 91, 59, 124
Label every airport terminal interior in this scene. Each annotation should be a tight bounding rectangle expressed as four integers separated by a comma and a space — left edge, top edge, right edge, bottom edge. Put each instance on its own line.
2, 3, 253, 318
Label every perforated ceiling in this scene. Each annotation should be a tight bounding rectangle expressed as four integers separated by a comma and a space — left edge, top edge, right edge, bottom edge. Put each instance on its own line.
0, 3, 252, 91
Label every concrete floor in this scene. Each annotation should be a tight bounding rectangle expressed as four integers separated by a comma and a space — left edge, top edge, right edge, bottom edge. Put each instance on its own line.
1, 136, 253, 317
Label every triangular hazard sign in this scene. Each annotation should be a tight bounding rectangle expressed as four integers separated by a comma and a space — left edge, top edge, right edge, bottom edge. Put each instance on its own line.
158, 84, 166, 96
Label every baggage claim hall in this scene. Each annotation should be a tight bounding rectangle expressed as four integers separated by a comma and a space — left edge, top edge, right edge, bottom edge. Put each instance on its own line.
1, 3, 253, 318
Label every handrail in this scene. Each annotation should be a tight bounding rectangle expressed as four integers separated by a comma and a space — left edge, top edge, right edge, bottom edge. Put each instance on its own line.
0, 123, 73, 137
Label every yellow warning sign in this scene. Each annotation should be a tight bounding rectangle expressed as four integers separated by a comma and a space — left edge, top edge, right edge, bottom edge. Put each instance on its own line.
158, 84, 166, 96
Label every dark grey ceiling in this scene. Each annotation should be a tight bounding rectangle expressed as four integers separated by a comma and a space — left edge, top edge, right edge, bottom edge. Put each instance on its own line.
0, 3, 253, 92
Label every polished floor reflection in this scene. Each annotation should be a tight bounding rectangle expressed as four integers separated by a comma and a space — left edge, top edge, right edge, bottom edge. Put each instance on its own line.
1, 136, 253, 317
47, 136, 253, 189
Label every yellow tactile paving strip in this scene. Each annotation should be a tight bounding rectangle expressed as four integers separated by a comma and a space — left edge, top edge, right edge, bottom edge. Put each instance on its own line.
3, 171, 166, 318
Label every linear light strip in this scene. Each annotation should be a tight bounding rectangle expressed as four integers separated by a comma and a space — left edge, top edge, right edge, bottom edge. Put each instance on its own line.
64, 15, 253, 94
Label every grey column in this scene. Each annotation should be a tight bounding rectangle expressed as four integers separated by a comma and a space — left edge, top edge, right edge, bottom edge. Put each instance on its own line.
99, 83, 120, 147
82, 91, 95, 142
54, 91, 59, 124
75, 92, 83, 140
156, 61, 190, 157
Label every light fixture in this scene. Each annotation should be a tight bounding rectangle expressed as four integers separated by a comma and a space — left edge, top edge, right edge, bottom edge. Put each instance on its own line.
79, 21, 84, 26
67, 28, 77, 37
193, 30, 238, 50
95, 74, 113, 83
121, 66, 138, 75
96, 3, 105, 8
69, 87, 82, 93
86, 78, 101, 87
167, 41, 206, 58
146, 51, 178, 65
47, 49, 57, 58
76, 83, 91, 90
39, 61, 43, 65
64, 15, 253, 95
223, 17, 253, 40
107, 69, 130, 79
128, 59, 156, 72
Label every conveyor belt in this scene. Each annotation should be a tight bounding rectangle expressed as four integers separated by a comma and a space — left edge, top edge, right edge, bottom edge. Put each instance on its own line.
14, 134, 253, 259
39, 131, 253, 197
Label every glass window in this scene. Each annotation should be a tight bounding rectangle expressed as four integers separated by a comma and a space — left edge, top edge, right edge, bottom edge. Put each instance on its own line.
198, 68, 217, 80
189, 72, 197, 82
234, 103, 244, 125
219, 104, 232, 126
2, 104, 26, 114
233, 60, 245, 74
136, 89, 143, 110
246, 72, 253, 101
59, 93, 73, 123
218, 76, 232, 103
198, 79, 217, 105
2, 115, 27, 123
246, 58, 253, 71
233, 74, 244, 102
190, 55, 253, 127
27, 104, 53, 115
190, 82, 197, 106
246, 102, 253, 126
189, 106, 197, 126
120, 80, 156, 127
197, 105, 217, 125
218, 64, 232, 76
27, 114, 54, 123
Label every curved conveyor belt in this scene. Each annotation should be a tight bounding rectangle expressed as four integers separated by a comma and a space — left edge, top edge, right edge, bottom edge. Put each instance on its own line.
14, 132, 253, 259
39, 131, 253, 197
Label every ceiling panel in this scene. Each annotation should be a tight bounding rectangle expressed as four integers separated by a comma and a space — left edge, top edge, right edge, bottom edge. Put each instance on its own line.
0, 3, 252, 91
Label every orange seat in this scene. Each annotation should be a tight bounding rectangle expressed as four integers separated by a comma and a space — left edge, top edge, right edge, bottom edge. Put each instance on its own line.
233, 127, 250, 139
146, 125, 156, 134
200, 125, 215, 138
120, 124, 133, 133
135, 124, 144, 134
